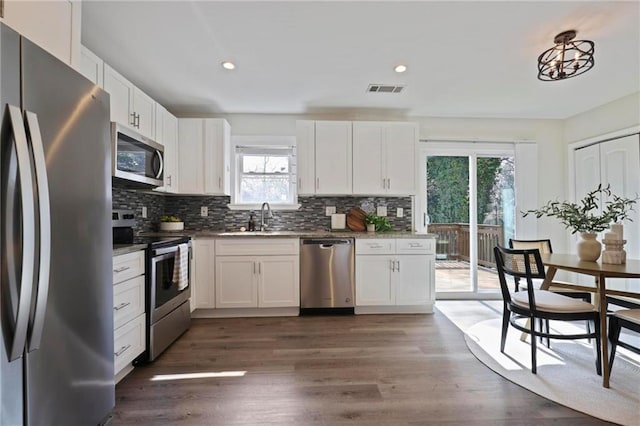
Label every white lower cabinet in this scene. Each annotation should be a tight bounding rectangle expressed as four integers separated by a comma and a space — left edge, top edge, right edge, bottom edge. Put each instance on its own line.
193, 239, 216, 309
192, 238, 299, 317
113, 250, 146, 382
355, 238, 435, 313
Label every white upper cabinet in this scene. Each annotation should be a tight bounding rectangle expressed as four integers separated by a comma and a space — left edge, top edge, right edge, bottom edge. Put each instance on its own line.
353, 121, 417, 195
153, 104, 179, 193
2, 0, 80, 67
177, 118, 230, 195
79, 46, 103, 87
103, 63, 156, 140
314, 121, 352, 194
296, 120, 316, 195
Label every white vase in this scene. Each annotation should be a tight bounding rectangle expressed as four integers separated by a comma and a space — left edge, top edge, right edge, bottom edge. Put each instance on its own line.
577, 232, 601, 262
160, 222, 184, 231
366, 223, 376, 232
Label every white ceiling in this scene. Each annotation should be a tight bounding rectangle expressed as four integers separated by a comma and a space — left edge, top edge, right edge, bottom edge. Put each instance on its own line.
82, 1, 640, 120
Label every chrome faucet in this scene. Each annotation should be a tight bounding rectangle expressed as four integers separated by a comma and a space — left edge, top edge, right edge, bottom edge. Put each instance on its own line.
260, 202, 273, 231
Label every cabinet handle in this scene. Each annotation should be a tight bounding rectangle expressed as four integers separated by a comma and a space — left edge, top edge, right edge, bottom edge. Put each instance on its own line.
114, 302, 131, 311
382, 178, 386, 189
390, 260, 395, 272
218, 176, 222, 189
130, 112, 136, 126
387, 178, 391, 189
114, 266, 131, 273
258, 262, 261, 274
167, 175, 172, 186
253, 262, 256, 274
396, 260, 400, 272
135, 113, 140, 128
316, 177, 319, 190
114, 344, 132, 357
298, 178, 301, 188
370, 244, 383, 249
409, 243, 422, 248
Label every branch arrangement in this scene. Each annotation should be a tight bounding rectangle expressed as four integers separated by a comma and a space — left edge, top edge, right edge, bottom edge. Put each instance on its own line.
522, 184, 638, 234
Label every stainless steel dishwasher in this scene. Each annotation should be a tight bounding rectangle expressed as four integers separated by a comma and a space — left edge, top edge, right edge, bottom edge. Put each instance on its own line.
300, 238, 355, 313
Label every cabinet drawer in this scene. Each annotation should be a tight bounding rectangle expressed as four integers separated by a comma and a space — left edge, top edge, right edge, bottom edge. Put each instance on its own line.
113, 275, 145, 329
356, 239, 395, 255
396, 239, 435, 255
113, 250, 145, 284
114, 314, 145, 374
215, 238, 299, 256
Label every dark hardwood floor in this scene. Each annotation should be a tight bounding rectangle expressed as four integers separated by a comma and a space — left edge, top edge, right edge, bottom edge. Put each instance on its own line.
114, 311, 609, 425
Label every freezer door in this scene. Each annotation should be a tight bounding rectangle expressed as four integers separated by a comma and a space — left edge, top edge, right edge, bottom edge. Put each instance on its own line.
0, 23, 27, 426
21, 37, 114, 425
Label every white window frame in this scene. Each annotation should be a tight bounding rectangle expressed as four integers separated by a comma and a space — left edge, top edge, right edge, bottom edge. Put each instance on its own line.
228, 135, 300, 210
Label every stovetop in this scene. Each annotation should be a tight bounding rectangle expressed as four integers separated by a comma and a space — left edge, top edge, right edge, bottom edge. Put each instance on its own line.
130, 236, 191, 248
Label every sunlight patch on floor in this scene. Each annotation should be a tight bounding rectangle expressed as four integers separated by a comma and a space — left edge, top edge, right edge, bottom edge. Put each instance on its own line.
150, 371, 247, 381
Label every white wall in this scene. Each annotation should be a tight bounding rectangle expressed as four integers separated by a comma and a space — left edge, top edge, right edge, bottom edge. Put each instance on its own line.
563, 92, 640, 144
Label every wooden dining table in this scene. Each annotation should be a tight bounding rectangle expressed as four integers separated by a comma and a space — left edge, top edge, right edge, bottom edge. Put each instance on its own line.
538, 253, 640, 388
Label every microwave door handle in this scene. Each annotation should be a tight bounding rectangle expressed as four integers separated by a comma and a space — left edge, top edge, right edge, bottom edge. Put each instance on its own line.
4, 105, 36, 361
154, 149, 163, 179
24, 111, 51, 352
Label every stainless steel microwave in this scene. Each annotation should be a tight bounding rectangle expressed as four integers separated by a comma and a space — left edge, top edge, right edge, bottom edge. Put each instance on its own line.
112, 123, 164, 187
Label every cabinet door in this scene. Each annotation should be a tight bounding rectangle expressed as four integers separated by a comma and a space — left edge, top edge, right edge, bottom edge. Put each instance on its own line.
79, 46, 103, 87
177, 119, 204, 194
163, 111, 179, 193
355, 255, 394, 306
599, 135, 640, 292
352, 122, 383, 194
104, 64, 134, 127
215, 257, 258, 308
204, 119, 230, 195
193, 239, 216, 309
385, 123, 417, 195
132, 88, 156, 139
315, 121, 352, 194
258, 256, 300, 308
574, 144, 600, 199
296, 120, 316, 195
2, 0, 74, 65
395, 255, 432, 305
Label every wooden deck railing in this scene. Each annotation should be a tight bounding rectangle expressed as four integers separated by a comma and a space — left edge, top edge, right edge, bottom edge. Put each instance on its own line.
428, 223, 504, 268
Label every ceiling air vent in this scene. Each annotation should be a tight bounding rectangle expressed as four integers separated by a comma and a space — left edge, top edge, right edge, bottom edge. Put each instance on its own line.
367, 84, 405, 93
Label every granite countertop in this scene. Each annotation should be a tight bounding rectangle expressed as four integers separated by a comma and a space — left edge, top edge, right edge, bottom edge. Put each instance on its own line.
139, 230, 437, 239
113, 243, 148, 256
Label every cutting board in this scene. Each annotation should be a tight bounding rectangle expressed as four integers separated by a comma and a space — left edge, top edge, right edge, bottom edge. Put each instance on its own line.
346, 207, 367, 232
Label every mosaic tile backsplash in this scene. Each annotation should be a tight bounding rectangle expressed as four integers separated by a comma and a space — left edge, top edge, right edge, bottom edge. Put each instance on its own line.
113, 187, 413, 233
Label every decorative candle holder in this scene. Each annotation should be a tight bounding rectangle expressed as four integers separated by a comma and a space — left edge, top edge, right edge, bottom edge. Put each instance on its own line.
602, 234, 626, 265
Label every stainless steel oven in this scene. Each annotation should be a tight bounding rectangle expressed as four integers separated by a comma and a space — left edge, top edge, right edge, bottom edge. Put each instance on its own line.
147, 240, 192, 361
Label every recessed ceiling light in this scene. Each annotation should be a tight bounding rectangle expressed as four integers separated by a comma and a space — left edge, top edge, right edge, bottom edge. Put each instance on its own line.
394, 64, 407, 73
221, 61, 236, 70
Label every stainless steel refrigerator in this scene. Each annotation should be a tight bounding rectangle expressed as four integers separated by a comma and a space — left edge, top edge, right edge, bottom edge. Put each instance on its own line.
0, 23, 114, 425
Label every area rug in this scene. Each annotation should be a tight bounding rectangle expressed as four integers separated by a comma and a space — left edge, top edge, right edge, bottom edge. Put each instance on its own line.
464, 319, 640, 425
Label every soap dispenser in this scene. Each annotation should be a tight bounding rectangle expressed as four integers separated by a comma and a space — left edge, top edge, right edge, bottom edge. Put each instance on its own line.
248, 212, 256, 231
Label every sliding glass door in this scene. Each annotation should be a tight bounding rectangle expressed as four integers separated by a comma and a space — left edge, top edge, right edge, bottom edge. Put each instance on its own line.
418, 143, 515, 298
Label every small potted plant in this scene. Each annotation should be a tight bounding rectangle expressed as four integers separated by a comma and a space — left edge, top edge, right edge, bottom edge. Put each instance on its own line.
522, 184, 637, 261
159, 215, 184, 231
364, 213, 392, 233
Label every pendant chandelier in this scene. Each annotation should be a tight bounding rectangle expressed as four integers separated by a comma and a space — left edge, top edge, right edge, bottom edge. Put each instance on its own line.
537, 30, 594, 81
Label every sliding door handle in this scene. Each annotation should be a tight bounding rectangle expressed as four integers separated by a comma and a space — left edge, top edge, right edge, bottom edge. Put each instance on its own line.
4, 105, 36, 361
25, 111, 51, 352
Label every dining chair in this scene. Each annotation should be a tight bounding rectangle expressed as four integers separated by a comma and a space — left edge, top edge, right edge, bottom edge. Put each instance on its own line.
508, 239, 593, 303
607, 297, 640, 371
494, 245, 602, 375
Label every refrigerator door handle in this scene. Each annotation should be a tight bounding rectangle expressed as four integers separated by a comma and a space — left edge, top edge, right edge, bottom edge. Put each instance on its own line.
154, 149, 163, 179
24, 111, 51, 352
5, 105, 36, 361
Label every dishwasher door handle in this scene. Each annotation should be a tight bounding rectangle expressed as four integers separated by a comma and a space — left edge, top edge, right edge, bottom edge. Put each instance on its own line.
320, 244, 334, 249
